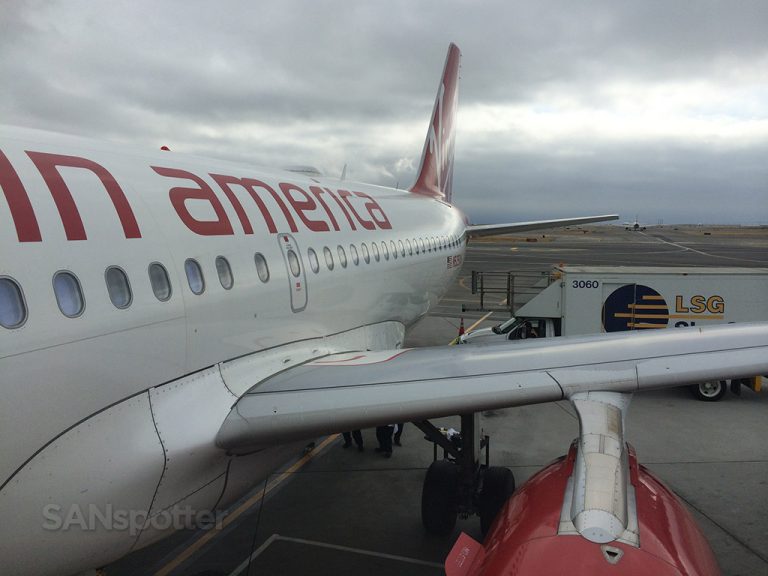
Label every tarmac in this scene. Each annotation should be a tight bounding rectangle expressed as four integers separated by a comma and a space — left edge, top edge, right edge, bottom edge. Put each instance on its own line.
109, 224, 768, 576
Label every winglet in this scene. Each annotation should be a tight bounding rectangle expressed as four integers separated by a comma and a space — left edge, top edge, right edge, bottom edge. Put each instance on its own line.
445, 532, 485, 576
411, 43, 461, 203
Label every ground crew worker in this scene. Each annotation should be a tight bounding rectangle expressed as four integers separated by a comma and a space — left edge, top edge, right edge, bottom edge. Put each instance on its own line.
342, 430, 364, 451
375, 424, 395, 457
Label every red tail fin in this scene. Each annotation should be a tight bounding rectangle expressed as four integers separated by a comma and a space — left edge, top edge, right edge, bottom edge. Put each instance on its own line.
410, 43, 461, 204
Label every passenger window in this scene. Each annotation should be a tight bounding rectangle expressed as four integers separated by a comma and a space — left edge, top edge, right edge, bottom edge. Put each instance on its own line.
0, 277, 26, 328
149, 262, 172, 301
415, 239, 421, 254
287, 249, 301, 277
337, 245, 348, 268
398, 240, 405, 257
362, 242, 371, 264
382, 241, 389, 261
53, 271, 85, 317
185, 259, 205, 295
216, 256, 234, 290
324, 246, 335, 270
105, 266, 132, 309
350, 244, 359, 265
308, 248, 320, 273
406, 239, 412, 255
254, 253, 270, 283
372, 242, 380, 262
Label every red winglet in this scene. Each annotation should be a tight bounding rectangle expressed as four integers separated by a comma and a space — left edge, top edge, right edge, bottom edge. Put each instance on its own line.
445, 532, 485, 576
411, 43, 461, 204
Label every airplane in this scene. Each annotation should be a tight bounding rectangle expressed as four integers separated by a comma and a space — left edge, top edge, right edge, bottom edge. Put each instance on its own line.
623, 216, 655, 231
0, 43, 766, 576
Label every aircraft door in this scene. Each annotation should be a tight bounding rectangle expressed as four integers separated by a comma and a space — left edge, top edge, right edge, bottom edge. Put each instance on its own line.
277, 233, 308, 312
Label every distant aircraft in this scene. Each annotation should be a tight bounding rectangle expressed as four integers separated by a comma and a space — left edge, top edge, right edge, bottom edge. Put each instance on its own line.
1, 44, 766, 576
623, 216, 655, 231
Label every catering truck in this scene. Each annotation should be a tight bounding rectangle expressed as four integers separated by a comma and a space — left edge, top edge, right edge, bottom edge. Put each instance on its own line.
460, 266, 768, 401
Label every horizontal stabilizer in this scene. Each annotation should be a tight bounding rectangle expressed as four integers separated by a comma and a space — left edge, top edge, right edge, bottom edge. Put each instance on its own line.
467, 214, 619, 237
216, 323, 768, 453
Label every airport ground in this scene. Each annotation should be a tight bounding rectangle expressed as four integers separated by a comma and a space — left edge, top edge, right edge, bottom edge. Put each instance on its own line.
109, 224, 768, 576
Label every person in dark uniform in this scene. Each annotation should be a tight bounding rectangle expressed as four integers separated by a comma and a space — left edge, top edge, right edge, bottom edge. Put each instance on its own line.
394, 423, 405, 446
342, 430, 364, 451
375, 424, 395, 457
519, 321, 538, 339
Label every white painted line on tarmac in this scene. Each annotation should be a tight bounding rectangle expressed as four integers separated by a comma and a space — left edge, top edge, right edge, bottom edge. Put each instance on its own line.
227, 533, 280, 576
641, 232, 768, 263
227, 534, 443, 576
154, 435, 339, 576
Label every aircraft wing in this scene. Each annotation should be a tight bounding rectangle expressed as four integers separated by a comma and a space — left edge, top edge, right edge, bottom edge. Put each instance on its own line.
216, 323, 768, 452
466, 214, 619, 237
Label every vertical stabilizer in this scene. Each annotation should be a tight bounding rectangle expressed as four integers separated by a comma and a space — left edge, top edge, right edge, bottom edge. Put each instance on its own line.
410, 43, 461, 203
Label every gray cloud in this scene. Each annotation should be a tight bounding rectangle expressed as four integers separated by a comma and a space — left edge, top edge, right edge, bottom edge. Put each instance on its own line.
1, 0, 766, 223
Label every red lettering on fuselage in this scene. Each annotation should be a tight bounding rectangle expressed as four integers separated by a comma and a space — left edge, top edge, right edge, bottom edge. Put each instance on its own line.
27, 152, 141, 241
354, 191, 392, 230
152, 166, 234, 236
308, 186, 340, 231
338, 190, 376, 230
0, 150, 42, 242
2, 150, 395, 241
279, 183, 330, 232
210, 174, 281, 234
323, 187, 356, 230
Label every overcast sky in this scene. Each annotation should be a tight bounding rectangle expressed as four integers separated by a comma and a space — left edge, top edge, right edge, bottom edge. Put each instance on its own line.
2, 1, 766, 224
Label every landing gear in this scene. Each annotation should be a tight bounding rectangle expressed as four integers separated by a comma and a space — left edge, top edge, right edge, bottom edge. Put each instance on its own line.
416, 413, 515, 536
690, 380, 727, 401
478, 466, 515, 534
422, 460, 460, 535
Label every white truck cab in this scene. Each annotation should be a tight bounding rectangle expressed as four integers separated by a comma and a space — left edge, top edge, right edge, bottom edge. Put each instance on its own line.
461, 316, 558, 343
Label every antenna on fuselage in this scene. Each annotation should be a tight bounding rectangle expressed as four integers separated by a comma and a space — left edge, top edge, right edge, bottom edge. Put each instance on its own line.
340, 163, 347, 181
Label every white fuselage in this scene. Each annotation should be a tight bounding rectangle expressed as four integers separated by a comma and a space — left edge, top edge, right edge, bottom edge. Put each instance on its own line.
0, 125, 465, 574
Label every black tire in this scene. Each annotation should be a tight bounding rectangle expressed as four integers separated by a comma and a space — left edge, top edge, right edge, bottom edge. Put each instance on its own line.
479, 466, 515, 535
421, 460, 459, 535
690, 381, 727, 402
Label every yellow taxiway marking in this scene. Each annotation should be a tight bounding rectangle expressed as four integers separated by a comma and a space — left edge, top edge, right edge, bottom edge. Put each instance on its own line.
154, 434, 340, 576
465, 311, 493, 333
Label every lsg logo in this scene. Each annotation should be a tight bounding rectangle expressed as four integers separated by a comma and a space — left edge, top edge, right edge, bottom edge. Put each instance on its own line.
602, 284, 725, 332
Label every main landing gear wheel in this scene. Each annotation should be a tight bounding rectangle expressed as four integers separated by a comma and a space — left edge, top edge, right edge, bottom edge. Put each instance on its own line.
421, 460, 459, 535
690, 380, 727, 402
478, 466, 515, 535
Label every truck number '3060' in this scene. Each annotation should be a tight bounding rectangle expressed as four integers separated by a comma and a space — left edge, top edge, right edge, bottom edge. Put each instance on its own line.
572, 280, 599, 288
